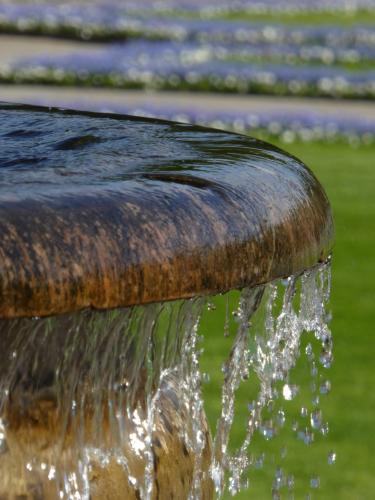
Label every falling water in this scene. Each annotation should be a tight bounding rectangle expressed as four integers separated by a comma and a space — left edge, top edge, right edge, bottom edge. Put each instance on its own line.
0, 259, 333, 498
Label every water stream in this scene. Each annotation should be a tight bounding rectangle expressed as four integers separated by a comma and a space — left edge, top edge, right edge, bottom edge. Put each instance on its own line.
0, 259, 333, 498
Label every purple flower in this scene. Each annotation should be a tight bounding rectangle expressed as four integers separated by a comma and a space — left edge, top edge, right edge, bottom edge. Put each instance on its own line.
7, 40, 375, 99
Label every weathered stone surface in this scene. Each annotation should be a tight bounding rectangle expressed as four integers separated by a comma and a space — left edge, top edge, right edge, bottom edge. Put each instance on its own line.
0, 103, 333, 318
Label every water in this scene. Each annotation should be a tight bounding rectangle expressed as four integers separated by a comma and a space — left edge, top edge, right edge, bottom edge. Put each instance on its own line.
0, 259, 333, 498
0, 102, 314, 197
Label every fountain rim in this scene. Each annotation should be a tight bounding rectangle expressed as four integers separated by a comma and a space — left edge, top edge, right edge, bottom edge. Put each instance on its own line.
0, 102, 334, 318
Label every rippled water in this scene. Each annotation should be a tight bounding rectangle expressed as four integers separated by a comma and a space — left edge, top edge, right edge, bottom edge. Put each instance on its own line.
0, 260, 333, 498
0, 102, 311, 195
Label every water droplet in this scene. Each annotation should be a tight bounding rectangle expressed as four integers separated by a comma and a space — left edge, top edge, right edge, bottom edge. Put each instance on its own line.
207, 301, 216, 311
328, 451, 336, 465
260, 421, 276, 440
277, 409, 286, 427
320, 380, 331, 394
301, 407, 308, 417
128, 475, 137, 486
280, 446, 287, 459
232, 309, 242, 322
48, 466, 56, 480
247, 401, 256, 412
320, 349, 333, 368
312, 395, 320, 406
255, 453, 265, 469
282, 277, 292, 287
274, 467, 284, 485
287, 474, 295, 490
310, 476, 320, 488
0, 420, 8, 456
321, 331, 332, 346
298, 428, 314, 445
272, 488, 281, 499
321, 422, 329, 436
310, 410, 322, 430
282, 384, 298, 400
305, 343, 313, 359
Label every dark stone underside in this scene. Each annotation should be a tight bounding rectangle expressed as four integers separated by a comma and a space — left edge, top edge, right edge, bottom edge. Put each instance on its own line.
0, 103, 333, 318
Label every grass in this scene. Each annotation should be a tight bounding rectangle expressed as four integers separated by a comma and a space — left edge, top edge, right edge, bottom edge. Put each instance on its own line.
222, 55, 375, 72
4, 72, 374, 100
198, 139, 375, 498
1, 8, 374, 43
218, 9, 375, 26
142, 8, 375, 26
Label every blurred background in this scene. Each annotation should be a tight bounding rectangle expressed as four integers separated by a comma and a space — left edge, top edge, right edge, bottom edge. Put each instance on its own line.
0, 0, 374, 498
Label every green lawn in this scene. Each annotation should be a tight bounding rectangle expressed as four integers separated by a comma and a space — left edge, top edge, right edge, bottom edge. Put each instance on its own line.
198, 140, 375, 498
218, 9, 375, 26
146, 8, 375, 26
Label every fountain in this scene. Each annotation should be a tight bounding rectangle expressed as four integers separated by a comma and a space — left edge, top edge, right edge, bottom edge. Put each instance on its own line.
0, 102, 333, 499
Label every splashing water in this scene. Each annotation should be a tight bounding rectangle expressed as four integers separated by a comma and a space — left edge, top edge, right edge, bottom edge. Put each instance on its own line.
0, 260, 333, 498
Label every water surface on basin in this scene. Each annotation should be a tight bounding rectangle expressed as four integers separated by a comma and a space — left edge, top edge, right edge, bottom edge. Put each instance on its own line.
0, 102, 313, 199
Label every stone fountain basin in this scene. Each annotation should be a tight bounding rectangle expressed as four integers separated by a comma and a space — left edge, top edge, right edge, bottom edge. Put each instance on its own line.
0, 103, 334, 499
0, 102, 333, 319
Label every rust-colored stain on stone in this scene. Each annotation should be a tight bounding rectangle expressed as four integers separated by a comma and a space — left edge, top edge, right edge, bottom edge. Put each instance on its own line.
0, 103, 333, 318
